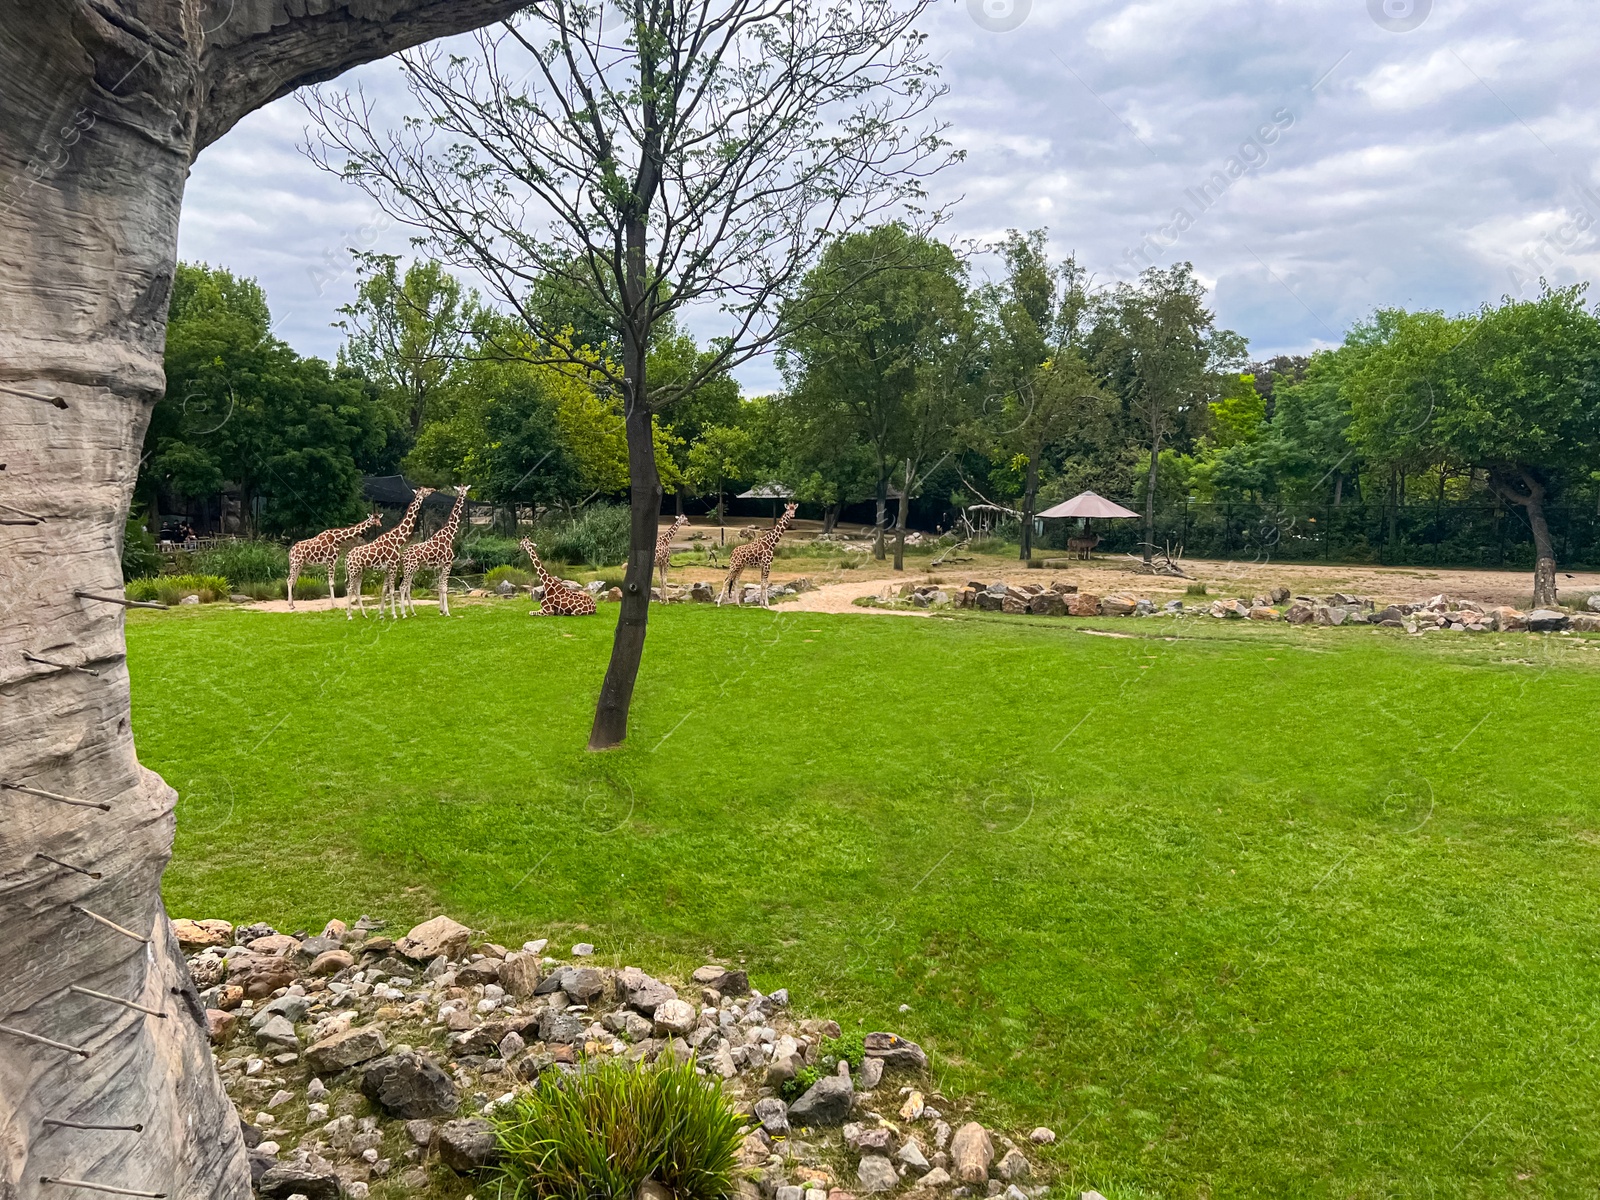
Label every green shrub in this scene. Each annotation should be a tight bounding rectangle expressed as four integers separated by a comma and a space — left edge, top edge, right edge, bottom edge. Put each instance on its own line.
126, 574, 230, 605
191, 540, 289, 586
122, 519, 162, 581
968, 536, 1014, 556
1185, 581, 1209, 597
779, 1033, 865, 1101
485, 565, 534, 589
457, 534, 527, 574
780, 1064, 822, 1102
546, 504, 631, 568
493, 1058, 741, 1200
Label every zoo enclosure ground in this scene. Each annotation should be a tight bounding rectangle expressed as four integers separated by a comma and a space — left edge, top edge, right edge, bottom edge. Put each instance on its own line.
129, 603, 1600, 1198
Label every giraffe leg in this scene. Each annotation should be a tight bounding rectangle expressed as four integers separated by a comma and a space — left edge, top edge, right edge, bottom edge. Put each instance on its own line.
348, 565, 361, 619
287, 556, 300, 611
327, 563, 338, 607
397, 568, 411, 617
438, 566, 450, 616
761, 560, 771, 606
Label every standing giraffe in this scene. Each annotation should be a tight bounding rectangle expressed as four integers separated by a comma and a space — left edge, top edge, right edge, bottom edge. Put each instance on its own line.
399, 485, 471, 617
654, 513, 688, 599
400, 489, 473, 620
520, 538, 597, 616
344, 486, 436, 619
286, 512, 382, 610
718, 502, 798, 606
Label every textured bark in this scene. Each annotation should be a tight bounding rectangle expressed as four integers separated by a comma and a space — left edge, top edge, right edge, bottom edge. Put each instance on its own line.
0, 2, 519, 1196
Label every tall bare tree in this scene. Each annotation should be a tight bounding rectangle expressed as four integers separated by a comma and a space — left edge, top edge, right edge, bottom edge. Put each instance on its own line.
303, 0, 954, 748
0, 3, 520, 1195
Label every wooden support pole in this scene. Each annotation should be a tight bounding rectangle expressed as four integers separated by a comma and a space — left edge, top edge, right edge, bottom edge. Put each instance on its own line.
0, 382, 70, 409
70, 905, 148, 943
23, 651, 100, 677
0, 1024, 91, 1057
2, 782, 111, 811
72, 591, 168, 611
39, 1181, 165, 1198
35, 852, 103, 879
42, 1118, 145, 1133
68, 985, 167, 1019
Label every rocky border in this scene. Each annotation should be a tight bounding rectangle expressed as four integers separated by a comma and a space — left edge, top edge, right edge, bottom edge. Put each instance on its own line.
179, 914, 1061, 1200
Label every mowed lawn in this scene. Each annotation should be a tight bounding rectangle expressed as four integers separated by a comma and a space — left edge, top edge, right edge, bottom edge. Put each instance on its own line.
128, 602, 1600, 1198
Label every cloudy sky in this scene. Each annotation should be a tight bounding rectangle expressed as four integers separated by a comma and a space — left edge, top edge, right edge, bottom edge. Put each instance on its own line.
178, 0, 1600, 394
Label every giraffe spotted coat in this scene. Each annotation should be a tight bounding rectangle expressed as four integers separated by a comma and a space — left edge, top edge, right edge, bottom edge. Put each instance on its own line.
520, 538, 597, 616
654, 514, 688, 599
718, 502, 797, 607
287, 513, 381, 609
399, 486, 470, 617
344, 487, 435, 619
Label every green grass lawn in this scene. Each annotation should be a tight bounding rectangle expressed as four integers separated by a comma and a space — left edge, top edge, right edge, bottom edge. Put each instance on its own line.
128, 602, 1600, 1198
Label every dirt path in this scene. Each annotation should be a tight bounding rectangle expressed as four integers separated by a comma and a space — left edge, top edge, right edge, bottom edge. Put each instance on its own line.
244, 596, 440, 615
786, 579, 929, 616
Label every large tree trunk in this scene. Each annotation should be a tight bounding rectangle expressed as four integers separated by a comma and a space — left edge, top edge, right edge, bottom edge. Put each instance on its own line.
1019, 454, 1039, 562
1142, 427, 1161, 565
893, 472, 910, 572
0, 4, 520, 1196
1494, 470, 1559, 608
873, 469, 889, 560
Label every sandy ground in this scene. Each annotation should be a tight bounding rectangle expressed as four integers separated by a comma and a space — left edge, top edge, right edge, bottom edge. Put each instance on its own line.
245, 596, 440, 615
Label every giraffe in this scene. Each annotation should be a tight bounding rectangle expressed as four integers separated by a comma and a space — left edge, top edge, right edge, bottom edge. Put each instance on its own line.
718, 502, 798, 606
654, 513, 688, 599
286, 512, 381, 610
399, 485, 471, 617
520, 538, 597, 616
343, 486, 436, 619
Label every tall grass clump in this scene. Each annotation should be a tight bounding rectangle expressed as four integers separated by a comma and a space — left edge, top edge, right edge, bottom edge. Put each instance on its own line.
126, 574, 230, 605
190, 539, 289, 586
493, 1058, 741, 1200
544, 503, 630, 568
1185, 581, 1209, 597
456, 534, 527, 575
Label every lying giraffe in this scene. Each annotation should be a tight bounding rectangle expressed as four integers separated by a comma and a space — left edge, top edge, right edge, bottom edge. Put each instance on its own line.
286, 512, 381, 610
399, 485, 470, 617
344, 486, 435, 619
654, 514, 688, 600
520, 538, 596, 616
718, 502, 798, 607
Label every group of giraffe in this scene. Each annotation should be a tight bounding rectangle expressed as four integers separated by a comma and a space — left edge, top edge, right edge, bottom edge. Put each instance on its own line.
287, 496, 800, 620
287, 484, 474, 620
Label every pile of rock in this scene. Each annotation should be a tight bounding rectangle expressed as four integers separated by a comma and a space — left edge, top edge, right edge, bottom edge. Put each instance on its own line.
956, 580, 1150, 618
178, 914, 1053, 1200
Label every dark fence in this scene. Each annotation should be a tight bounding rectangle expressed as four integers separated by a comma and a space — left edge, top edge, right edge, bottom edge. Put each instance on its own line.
1048, 502, 1600, 569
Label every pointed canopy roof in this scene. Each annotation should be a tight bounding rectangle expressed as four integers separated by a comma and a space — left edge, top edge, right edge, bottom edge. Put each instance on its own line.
1037, 491, 1140, 519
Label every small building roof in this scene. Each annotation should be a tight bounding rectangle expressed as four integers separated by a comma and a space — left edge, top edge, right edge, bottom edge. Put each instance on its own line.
736, 483, 795, 499
1037, 491, 1140, 519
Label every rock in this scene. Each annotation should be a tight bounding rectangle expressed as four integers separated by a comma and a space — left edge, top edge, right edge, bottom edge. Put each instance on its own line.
1269, 585, 1290, 604
755, 1096, 791, 1136
974, 591, 1003, 612
617, 967, 679, 1015
1068, 592, 1100, 617
1527, 608, 1569, 632
1210, 598, 1247, 619
690, 581, 715, 602
539, 965, 606, 1004
228, 955, 296, 999
858, 1056, 884, 1090
787, 1075, 854, 1126
690, 964, 750, 996
172, 917, 232, 950
396, 915, 472, 962
896, 1138, 930, 1173
1247, 605, 1278, 621
1568, 613, 1600, 632
247, 933, 301, 957
864, 1031, 928, 1071
254, 1015, 299, 1051
653, 998, 697, 1037
1488, 606, 1528, 632
360, 1052, 460, 1119
857, 1155, 898, 1193
205, 1008, 237, 1044
914, 1168, 952, 1190
309, 949, 354, 976
1101, 595, 1136, 617
455, 959, 501, 987
539, 1010, 588, 1045
1027, 1127, 1055, 1145
1000, 595, 1028, 615
857, 1128, 892, 1153
304, 1024, 388, 1073
1027, 591, 1066, 616
437, 1117, 501, 1172
996, 1149, 1030, 1181
949, 1123, 993, 1185
1286, 602, 1315, 625
899, 1090, 925, 1121
498, 953, 541, 999
498, 1031, 526, 1059
257, 1164, 342, 1200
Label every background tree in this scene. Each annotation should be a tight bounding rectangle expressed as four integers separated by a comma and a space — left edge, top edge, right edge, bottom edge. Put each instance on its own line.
305, 0, 953, 747
980, 232, 1106, 561
141, 262, 390, 537
337, 252, 476, 456
780, 225, 967, 562
0, 1, 523, 1192
1092, 263, 1247, 564
685, 424, 758, 529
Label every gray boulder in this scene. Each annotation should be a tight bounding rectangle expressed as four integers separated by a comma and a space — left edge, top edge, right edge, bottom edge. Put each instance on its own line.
258, 1164, 342, 1200
360, 1052, 459, 1119
863, 1031, 927, 1071
754, 1096, 791, 1136
304, 1024, 388, 1073
857, 1155, 898, 1193
786, 1075, 853, 1126
1528, 608, 1569, 632
437, 1117, 502, 1172
538, 1010, 588, 1044
253, 1015, 299, 1051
